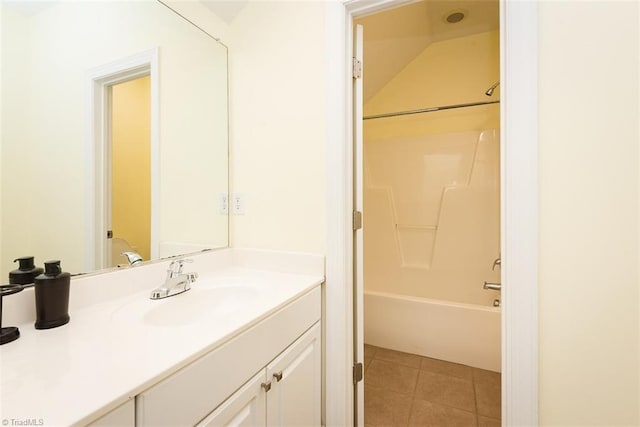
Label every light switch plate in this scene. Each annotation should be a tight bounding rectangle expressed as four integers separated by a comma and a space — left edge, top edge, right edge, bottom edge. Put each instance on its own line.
232, 193, 245, 215
219, 193, 228, 215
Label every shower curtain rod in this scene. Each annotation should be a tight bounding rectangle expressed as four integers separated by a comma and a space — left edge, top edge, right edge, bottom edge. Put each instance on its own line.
363, 100, 500, 120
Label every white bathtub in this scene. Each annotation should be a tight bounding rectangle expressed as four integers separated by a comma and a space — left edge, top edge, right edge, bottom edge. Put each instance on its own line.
364, 290, 501, 372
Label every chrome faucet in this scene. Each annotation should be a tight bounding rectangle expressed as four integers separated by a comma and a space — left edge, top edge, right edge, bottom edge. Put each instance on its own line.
150, 258, 198, 300
121, 252, 143, 266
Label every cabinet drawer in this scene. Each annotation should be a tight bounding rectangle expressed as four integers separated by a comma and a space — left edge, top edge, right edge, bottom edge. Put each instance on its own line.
136, 286, 320, 426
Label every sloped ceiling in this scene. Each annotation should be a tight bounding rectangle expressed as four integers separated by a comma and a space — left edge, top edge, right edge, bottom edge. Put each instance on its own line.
355, 0, 499, 102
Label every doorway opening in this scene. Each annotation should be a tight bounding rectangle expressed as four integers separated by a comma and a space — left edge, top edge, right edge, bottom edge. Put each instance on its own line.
324, 1, 538, 425
87, 48, 159, 272
354, 2, 501, 424
109, 76, 152, 267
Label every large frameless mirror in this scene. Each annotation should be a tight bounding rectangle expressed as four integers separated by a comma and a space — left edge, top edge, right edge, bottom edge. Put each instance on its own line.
0, 0, 229, 278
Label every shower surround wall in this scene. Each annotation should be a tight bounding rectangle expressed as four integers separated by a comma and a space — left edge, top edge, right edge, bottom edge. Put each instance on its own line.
363, 31, 500, 370
364, 30, 500, 307
365, 128, 499, 306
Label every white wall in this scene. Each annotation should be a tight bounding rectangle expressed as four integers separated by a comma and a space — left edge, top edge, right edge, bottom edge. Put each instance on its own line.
227, 0, 326, 254
538, 2, 639, 425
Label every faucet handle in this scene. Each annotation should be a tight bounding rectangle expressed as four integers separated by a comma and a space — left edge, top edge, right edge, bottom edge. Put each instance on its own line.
168, 258, 193, 275
492, 257, 501, 271
483, 281, 502, 291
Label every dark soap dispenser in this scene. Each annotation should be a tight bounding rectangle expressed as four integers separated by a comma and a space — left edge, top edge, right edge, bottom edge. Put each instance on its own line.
34, 260, 70, 329
9, 256, 44, 286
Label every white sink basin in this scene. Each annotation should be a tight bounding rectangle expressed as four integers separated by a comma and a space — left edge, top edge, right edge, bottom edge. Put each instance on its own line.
111, 280, 263, 327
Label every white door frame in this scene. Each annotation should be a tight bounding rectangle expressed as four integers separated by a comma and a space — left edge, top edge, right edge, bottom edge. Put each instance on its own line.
86, 48, 160, 271
352, 23, 365, 427
324, 1, 539, 426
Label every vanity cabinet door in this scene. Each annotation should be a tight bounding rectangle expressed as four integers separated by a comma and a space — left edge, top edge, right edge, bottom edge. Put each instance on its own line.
89, 399, 134, 426
266, 323, 321, 427
197, 370, 267, 427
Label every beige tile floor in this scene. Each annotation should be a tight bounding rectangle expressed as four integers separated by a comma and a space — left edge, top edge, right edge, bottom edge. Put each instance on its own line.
364, 345, 501, 427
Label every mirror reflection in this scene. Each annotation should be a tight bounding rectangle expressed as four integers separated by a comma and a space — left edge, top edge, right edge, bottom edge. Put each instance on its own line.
0, 0, 229, 278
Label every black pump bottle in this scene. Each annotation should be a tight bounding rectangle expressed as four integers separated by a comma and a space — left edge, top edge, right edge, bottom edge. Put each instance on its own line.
34, 260, 70, 329
9, 256, 44, 286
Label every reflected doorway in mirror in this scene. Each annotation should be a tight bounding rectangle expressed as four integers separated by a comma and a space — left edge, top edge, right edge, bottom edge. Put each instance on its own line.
109, 76, 152, 267
87, 48, 160, 272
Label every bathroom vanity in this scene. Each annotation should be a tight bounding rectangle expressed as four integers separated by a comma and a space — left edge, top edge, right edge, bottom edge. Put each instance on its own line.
0, 249, 323, 426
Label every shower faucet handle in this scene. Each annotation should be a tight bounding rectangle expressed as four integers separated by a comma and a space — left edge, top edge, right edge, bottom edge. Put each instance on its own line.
492, 257, 501, 270
483, 282, 502, 291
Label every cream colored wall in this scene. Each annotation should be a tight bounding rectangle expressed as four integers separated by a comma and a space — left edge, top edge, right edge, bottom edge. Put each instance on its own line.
1, 2, 228, 275
363, 31, 500, 305
226, 0, 326, 253
1, 5, 37, 275
158, 11, 228, 253
538, 2, 639, 425
0, 4, 3, 269
111, 76, 151, 261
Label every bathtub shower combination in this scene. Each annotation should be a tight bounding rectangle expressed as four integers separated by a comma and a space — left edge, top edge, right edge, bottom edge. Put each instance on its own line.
364, 291, 500, 372
363, 127, 501, 372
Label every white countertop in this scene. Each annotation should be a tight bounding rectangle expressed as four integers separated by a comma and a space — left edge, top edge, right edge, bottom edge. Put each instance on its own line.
0, 249, 324, 426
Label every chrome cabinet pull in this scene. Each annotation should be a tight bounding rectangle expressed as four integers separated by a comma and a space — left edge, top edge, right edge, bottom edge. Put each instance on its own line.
261, 381, 271, 392
273, 371, 283, 382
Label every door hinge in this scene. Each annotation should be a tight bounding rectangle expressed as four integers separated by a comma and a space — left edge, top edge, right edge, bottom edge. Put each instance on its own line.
353, 211, 362, 231
352, 58, 362, 79
353, 362, 364, 384
107, 230, 113, 239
